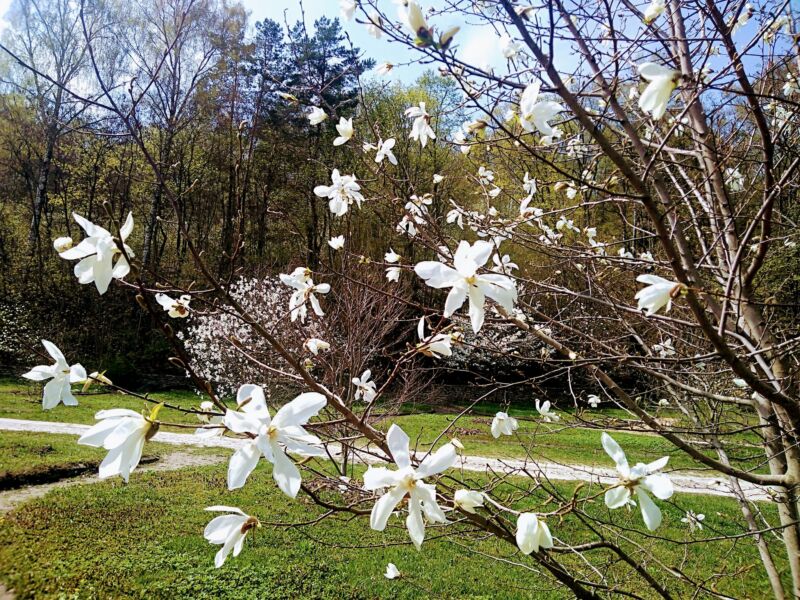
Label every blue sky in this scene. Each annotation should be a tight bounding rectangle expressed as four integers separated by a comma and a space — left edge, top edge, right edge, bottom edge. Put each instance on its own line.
240, 0, 502, 84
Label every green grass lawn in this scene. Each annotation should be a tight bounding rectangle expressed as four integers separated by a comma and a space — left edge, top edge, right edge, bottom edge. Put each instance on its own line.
0, 378, 210, 429
378, 412, 711, 471
0, 437, 786, 599
1, 378, 764, 475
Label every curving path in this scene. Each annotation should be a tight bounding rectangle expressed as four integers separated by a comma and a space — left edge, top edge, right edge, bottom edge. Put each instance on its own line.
0, 417, 773, 502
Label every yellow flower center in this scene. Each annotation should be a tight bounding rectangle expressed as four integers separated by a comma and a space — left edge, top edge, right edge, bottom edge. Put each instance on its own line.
399, 473, 417, 493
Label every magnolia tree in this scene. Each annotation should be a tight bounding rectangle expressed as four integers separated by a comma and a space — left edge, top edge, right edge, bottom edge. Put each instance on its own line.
8, 0, 800, 597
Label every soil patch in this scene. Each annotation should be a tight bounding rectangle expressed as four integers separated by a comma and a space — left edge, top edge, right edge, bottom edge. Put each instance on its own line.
0, 456, 159, 491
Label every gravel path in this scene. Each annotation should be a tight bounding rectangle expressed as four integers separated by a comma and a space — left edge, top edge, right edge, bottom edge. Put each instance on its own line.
0, 449, 223, 512
0, 417, 773, 502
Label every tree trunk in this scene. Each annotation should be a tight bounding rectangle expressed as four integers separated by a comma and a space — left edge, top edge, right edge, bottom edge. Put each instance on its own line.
28, 124, 58, 252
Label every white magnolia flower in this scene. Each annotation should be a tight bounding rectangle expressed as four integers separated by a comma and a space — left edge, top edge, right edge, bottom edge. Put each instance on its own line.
196, 400, 217, 423
433, 173, 444, 184
304, 338, 331, 355
386, 266, 401, 282
653, 338, 675, 358
536, 399, 560, 422
352, 369, 377, 402
540, 127, 563, 144
640, 251, 654, 262
602, 432, 673, 530
491, 411, 518, 438
364, 424, 455, 549
499, 34, 523, 59
635, 274, 683, 316
385, 248, 401, 263
375, 62, 394, 76
454, 489, 484, 513
333, 117, 354, 145
22, 340, 86, 409
478, 165, 494, 184
308, 106, 328, 125
643, 0, 665, 23
314, 169, 365, 217
658, 398, 670, 407
53, 236, 73, 253
681, 510, 705, 531
516, 512, 554, 554
405, 1, 429, 37
78, 405, 162, 482
155, 293, 191, 318
446, 208, 464, 229
556, 215, 578, 232
279, 267, 331, 322
58, 212, 134, 295
453, 131, 471, 154
518, 81, 564, 137
414, 240, 517, 333
523, 171, 537, 196
637, 63, 679, 120
328, 235, 345, 250
224, 385, 327, 498
783, 75, 798, 96
339, 0, 356, 20
405, 102, 436, 147
731, 3, 753, 35
194, 399, 222, 433
416, 317, 452, 358
587, 394, 601, 408
204, 506, 260, 568
492, 253, 518, 273
375, 138, 398, 165
384, 563, 401, 579
366, 11, 383, 38
725, 167, 744, 192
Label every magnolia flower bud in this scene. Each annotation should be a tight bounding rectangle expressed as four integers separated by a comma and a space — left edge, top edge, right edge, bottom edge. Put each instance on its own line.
439, 26, 460, 49
53, 236, 73, 253
454, 489, 484, 513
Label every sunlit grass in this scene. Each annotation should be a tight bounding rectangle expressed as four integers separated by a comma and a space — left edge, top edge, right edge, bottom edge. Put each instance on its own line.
0, 435, 786, 599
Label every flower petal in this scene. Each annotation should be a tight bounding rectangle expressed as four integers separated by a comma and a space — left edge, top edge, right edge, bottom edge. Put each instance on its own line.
227, 442, 261, 490
416, 443, 456, 478
604, 486, 631, 509
273, 392, 326, 428
386, 424, 411, 469
636, 488, 663, 530
370, 486, 406, 531
271, 443, 302, 498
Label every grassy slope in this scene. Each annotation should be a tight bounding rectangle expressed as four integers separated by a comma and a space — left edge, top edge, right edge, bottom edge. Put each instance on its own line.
0, 451, 785, 600
0, 431, 123, 482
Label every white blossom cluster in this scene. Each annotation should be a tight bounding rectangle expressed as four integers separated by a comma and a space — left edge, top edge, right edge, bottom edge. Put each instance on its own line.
178, 276, 323, 397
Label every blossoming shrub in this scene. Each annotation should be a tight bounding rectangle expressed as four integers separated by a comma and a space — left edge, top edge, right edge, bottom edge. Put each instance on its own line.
179, 276, 320, 397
